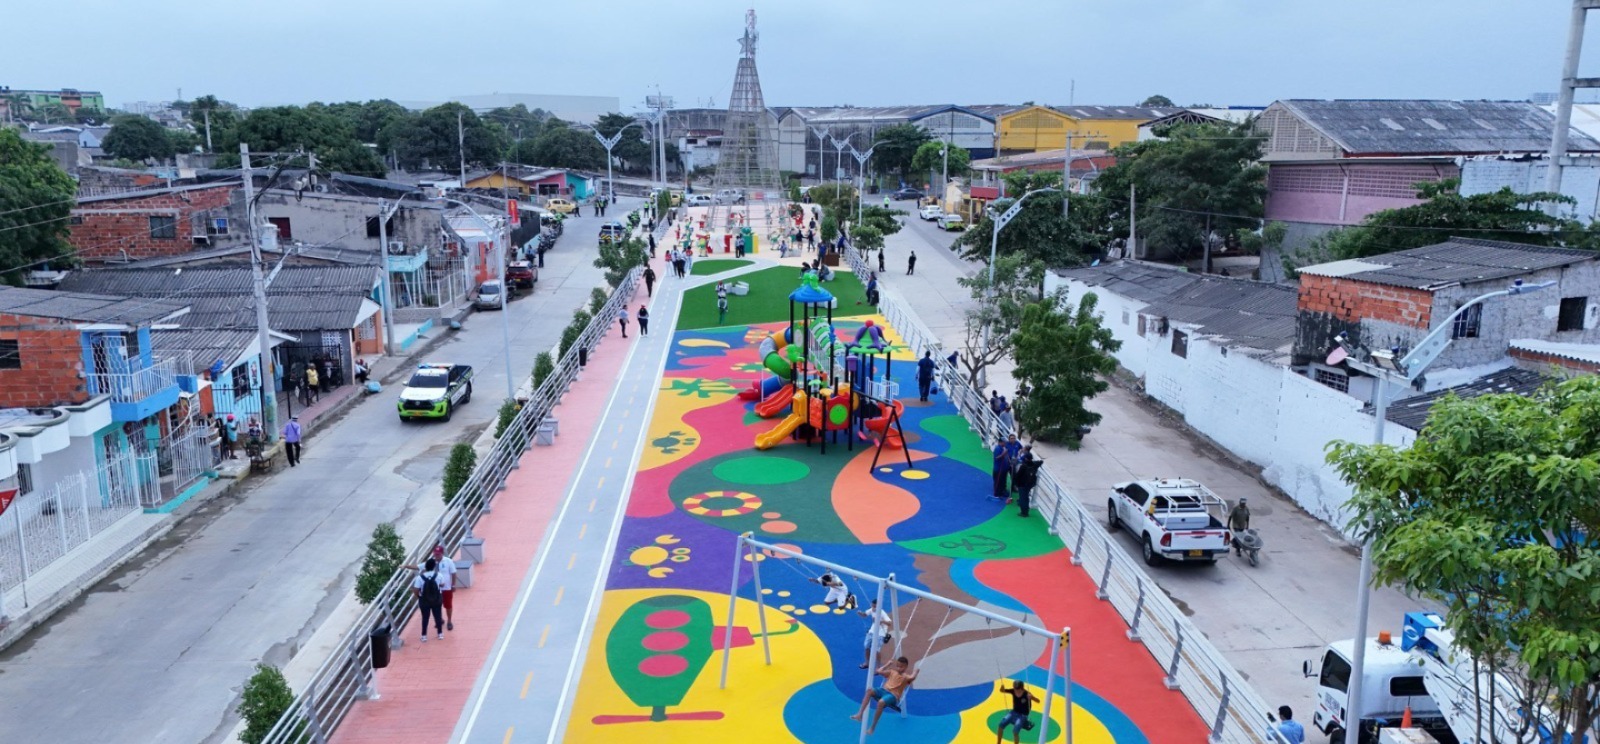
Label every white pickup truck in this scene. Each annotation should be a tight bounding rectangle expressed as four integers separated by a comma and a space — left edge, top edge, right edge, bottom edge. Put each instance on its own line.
1107, 478, 1232, 566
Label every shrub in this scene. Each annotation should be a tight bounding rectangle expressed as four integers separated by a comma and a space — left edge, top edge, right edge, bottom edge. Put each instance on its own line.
589, 286, 609, 315
355, 522, 406, 605
593, 237, 648, 288
560, 310, 592, 358
493, 398, 518, 439
237, 663, 295, 744
531, 351, 555, 389
820, 214, 839, 243
441, 442, 476, 504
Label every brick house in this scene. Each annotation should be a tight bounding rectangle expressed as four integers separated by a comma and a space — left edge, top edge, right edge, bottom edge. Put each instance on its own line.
1294, 238, 1600, 400
68, 182, 241, 264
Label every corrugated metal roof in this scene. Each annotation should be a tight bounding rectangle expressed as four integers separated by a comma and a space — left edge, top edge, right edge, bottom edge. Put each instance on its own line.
1051, 105, 1183, 121
0, 286, 189, 325
1280, 99, 1600, 155
179, 294, 370, 332
57, 265, 378, 298
1509, 338, 1600, 365
1138, 280, 1300, 353
150, 328, 259, 370
1371, 367, 1548, 431
1054, 262, 1203, 303
1297, 238, 1598, 289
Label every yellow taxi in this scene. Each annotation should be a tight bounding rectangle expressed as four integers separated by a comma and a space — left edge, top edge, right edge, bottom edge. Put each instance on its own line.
547, 198, 577, 214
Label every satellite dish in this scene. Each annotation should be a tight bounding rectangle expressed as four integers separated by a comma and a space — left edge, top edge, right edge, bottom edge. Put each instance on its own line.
1325, 346, 1349, 366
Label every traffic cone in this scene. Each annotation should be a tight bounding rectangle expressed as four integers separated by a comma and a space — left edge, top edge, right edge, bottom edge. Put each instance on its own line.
1400, 705, 1412, 728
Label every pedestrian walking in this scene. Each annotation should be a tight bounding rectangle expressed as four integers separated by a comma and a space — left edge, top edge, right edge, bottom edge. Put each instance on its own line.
1012, 446, 1040, 517
413, 558, 447, 642
717, 294, 729, 325
916, 351, 936, 402
991, 437, 1013, 500
219, 414, 237, 459
1276, 707, 1306, 744
990, 390, 1006, 416
637, 305, 650, 336
305, 365, 320, 403
647, 233, 657, 257
282, 415, 302, 467
865, 273, 879, 306
619, 310, 629, 338
907, 250, 917, 275
878, 249, 886, 273
643, 266, 656, 297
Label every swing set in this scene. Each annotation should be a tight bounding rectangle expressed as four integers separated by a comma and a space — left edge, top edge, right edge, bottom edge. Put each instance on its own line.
721, 534, 1074, 744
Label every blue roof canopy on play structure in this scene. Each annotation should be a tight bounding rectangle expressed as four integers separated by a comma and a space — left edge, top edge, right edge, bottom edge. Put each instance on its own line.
788, 273, 833, 305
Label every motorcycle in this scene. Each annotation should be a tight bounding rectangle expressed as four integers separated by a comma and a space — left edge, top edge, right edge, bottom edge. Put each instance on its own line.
1232, 528, 1263, 567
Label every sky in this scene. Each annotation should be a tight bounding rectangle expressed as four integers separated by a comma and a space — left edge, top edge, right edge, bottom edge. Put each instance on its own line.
5, 0, 1598, 112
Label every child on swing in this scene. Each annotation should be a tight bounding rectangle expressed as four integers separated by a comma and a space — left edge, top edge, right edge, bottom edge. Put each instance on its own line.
850, 656, 919, 736
996, 681, 1041, 744
810, 571, 856, 610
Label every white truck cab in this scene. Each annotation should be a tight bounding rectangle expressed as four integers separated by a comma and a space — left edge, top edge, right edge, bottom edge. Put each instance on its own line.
1107, 478, 1232, 565
1304, 636, 1450, 744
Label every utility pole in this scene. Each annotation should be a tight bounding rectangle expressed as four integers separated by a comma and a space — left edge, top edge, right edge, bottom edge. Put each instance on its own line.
1547, 1, 1600, 198
457, 111, 467, 185
1128, 184, 1137, 260
376, 199, 401, 356
241, 144, 278, 442
203, 109, 212, 153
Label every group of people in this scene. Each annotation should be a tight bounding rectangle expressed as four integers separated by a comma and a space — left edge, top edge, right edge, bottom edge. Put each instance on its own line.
990, 389, 1017, 431
992, 433, 1043, 517
665, 246, 694, 278
411, 544, 458, 642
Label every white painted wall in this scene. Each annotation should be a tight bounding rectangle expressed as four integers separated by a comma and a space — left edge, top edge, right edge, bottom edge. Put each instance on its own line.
1142, 326, 1286, 467
1045, 272, 1152, 378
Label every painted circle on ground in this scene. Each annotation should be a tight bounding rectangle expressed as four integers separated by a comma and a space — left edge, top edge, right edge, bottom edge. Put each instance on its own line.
638, 654, 689, 677
762, 511, 782, 519
985, 710, 1060, 742
643, 609, 691, 629
761, 520, 797, 534
808, 604, 831, 614
761, 588, 772, 595
878, 467, 893, 473
793, 609, 808, 616
679, 338, 731, 348
682, 490, 762, 517
777, 590, 791, 597
641, 631, 689, 652
779, 604, 796, 612
713, 456, 810, 485
899, 469, 931, 481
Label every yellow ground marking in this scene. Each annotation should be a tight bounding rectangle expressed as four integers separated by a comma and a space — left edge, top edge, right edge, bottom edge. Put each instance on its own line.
568, 553, 577, 570
554, 586, 565, 606
579, 523, 588, 539
520, 672, 534, 699
503, 727, 514, 743
597, 476, 606, 489
589, 497, 597, 512
538, 625, 551, 647
605, 457, 613, 468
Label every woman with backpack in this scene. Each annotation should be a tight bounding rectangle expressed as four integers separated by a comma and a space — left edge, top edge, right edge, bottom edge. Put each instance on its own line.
413, 558, 448, 642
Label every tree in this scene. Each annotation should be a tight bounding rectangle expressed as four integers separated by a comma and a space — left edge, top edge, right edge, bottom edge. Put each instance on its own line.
1281, 179, 1599, 276
226, 105, 386, 177
1090, 121, 1267, 261
871, 123, 931, 181
185, 94, 240, 152
354, 522, 405, 605
953, 254, 1050, 388
441, 442, 476, 504
1139, 94, 1176, 107
910, 141, 971, 187
1012, 295, 1120, 445
595, 113, 651, 172
531, 351, 556, 389
560, 310, 592, 357
102, 115, 175, 161
594, 237, 647, 288
956, 171, 1106, 267
166, 129, 201, 155
0, 129, 77, 285
529, 125, 606, 170
1327, 376, 1600, 738
385, 103, 505, 171
237, 663, 295, 744
850, 205, 902, 252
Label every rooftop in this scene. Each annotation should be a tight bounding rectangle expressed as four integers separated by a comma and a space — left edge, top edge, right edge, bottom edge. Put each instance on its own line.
1296, 238, 1599, 290
1509, 338, 1600, 366
0, 285, 189, 326
74, 181, 240, 205
56, 265, 378, 298
1274, 99, 1600, 156
1053, 261, 1203, 304
1051, 105, 1184, 121
1371, 366, 1549, 431
1054, 261, 1298, 355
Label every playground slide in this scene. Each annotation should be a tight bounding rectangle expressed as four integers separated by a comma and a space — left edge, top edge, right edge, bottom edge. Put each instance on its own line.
863, 400, 905, 449
737, 375, 786, 401
754, 385, 795, 418
754, 413, 805, 450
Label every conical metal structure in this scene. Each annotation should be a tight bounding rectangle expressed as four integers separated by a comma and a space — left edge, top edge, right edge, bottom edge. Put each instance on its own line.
712, 10, 783, 198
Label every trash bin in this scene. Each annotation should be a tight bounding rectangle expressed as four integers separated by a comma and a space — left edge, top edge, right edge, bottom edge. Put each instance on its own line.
370, 625, 392, 669
578, 347, 588, 368
460, 536, 485, 565
453, 560, 474, 588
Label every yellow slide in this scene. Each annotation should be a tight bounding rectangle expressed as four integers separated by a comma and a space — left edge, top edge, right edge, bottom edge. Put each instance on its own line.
754, 413, 805, 450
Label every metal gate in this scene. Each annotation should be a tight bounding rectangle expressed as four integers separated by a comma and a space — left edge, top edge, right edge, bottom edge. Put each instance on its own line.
278, 337, 349, 393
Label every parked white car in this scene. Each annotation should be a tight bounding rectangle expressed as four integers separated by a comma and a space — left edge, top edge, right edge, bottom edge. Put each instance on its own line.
1106, 478, 1232, 565
713, 188, 745, 205
685, 193, 714, 206
936, 213, 966, 231
918, 204, 943, 221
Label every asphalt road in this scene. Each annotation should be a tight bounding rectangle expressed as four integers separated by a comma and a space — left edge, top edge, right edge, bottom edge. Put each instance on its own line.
0, 199, 634, 744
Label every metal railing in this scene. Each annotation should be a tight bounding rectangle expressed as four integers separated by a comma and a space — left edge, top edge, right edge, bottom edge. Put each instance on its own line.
840, 248, 1289, 744
1, 451, 154, 604
87, 356, 181, 403
258, 267, 642, 744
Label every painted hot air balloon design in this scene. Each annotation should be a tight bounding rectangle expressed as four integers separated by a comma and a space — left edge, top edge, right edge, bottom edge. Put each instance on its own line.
596, 594, 721, 725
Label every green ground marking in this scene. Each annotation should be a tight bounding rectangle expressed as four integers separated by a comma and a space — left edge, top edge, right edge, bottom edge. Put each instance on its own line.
919, 415, 992, 474
985, 710, 1060, 742
690, 259, 753, 276
677, 266, 874, 331
901, 509, 1064, 560
713, 455, 810, 485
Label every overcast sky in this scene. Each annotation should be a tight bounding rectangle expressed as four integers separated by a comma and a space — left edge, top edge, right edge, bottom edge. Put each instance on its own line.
6, 0, 1597, 111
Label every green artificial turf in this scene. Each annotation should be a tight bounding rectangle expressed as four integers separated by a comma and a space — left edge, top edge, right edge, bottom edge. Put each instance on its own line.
689, 259, 753, 276
676, 265, 875, 331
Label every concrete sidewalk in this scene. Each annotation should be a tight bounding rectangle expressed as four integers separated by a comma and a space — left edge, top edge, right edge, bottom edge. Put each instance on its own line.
878, 215, 1427, 719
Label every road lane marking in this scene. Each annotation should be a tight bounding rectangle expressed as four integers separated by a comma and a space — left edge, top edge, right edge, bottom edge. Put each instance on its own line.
567, 552, 577, 569
578, 523, 587, 539
588, 498, 597, 512
604, 457, 612, 468
538, 625, 550, 647
520, 673, 533, 699
596, 476, 606, 489
616, 423, 624, 434
504, 727, 515, 744
553, 586, 565, 606
629, 396, 635, 404
611, 439, 619, 450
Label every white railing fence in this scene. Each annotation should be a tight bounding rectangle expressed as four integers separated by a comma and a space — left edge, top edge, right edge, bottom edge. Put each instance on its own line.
841, 247, 1290, 744
257, 267, 642, 744
0, 451, 155, 601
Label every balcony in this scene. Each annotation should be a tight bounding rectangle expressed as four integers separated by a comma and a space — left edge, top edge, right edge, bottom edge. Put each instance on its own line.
88, 356, 184, 422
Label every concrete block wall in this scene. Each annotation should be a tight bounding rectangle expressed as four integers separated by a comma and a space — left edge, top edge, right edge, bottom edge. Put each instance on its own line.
1045, 273, 1151, 378
69, 186, 236, 263
0, 314, 90, 408
1144, 328, 1287, 468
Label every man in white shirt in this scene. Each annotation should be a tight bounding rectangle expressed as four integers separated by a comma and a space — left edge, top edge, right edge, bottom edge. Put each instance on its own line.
857, 598, 895, 669
408, 545, 458, 631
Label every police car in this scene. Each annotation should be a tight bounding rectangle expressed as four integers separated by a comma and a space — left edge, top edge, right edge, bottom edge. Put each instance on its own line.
397, 363, 473, 422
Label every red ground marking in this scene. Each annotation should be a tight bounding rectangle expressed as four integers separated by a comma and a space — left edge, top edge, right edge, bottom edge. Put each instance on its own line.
641, 630, 690, 652
644, 609, 692, 629
638, 654, 690, 677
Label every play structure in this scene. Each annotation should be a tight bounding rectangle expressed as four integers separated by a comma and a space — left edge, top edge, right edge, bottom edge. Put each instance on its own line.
736, 272, 910, 464
724, 534, 1074, 744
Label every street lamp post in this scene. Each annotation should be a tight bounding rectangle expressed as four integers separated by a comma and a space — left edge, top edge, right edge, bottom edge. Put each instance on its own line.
575, 122, 645, 205
831, 136, 851, 193
443, 198, 516, 400
985, 187, 1058, 287
810, 126, 831, 186
1330, 279, 1553, 739
848, 145, 876, 224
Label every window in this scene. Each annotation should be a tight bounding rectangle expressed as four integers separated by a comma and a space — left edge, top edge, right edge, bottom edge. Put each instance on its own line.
149, 215, 177, 239
209, 218, 230, 235
1314, 368, 1350, 393
267, 217, 292, 240
1121, 309, 1130, 326
0, 339, 19, 369
1171, 330, 1189, 358
1390, 676, 1428, 698
1558, 296, 1588, 332
16, 463, 33, 496
122, 331, 141, 361
1137, 315, 1147, 337
231, 363, 252, 395
1319, 651, 1352, 693
1450, 303, 1481, 339
70, 214, 84, 225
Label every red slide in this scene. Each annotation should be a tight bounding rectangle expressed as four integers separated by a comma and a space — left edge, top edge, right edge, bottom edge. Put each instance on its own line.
862, 400, 905, 449
754, 385, 795, 418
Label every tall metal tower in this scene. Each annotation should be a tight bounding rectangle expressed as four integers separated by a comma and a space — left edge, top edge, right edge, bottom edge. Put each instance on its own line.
712, 9, 783, 197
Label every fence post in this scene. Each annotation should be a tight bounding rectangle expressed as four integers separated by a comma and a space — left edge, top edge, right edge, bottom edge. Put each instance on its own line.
78, 476, 93, 539
1044, 480, 1060, 536
53, 494, 69, 557
1095, 537, 1113, 600
1164, 625, 1184, 690
1126, 579, 1145, 641
12, 505, 30, 607
1070, 503, 1087, 567
1209, 674, 1231, 743
305, 679, 326, 744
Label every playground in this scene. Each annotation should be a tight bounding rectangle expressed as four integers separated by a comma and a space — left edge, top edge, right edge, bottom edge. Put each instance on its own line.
562, 268, 1208, 742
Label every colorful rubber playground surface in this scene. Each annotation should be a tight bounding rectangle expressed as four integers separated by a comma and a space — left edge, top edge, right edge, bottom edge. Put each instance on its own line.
563, 272, 1208, 742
